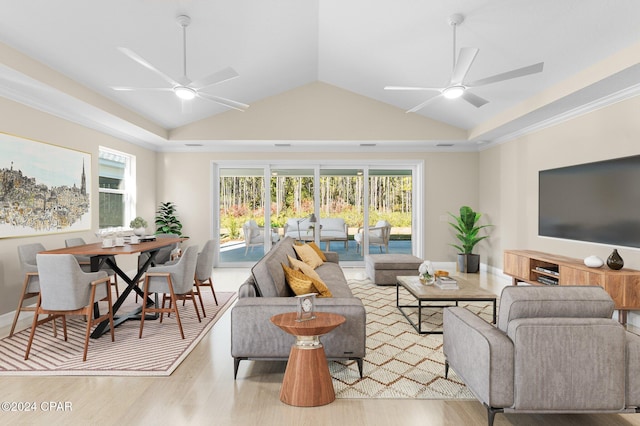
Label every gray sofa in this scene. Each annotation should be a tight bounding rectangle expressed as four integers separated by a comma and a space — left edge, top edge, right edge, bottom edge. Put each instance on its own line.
231, 236, 366, 379
443, 285, 640, 426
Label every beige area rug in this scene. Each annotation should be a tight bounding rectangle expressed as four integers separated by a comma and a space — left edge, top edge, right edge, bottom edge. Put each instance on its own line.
0, 290, 236, 376
330, 278, 496, 399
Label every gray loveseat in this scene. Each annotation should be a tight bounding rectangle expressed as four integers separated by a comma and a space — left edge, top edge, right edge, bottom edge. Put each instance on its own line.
443, 285, 640, 426
231, 237, 366, 379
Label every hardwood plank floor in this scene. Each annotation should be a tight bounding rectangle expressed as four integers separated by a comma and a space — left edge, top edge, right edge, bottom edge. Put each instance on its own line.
1, 267, 639, 426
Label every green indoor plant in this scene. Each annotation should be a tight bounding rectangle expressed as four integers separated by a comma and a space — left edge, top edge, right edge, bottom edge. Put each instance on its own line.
448, 205, 492, 273
155, 201, 184, 236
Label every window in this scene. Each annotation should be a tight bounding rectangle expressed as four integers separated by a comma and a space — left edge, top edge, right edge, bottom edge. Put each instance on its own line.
98, 147, 136, 229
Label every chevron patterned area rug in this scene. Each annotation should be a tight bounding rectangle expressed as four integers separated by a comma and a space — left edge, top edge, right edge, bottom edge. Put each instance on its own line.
0, 290, 236, 376
330, 278, 496, 399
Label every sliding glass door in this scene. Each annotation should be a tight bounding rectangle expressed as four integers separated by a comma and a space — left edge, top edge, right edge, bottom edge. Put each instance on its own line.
218, 167, 267, 264
214, 161, 420, 266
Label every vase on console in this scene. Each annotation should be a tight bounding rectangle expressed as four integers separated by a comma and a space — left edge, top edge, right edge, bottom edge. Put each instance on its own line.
606, 249, 624, 270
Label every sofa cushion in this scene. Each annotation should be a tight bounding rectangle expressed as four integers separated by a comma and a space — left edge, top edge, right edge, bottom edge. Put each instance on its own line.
320, 218, 346, 232
282, 264, 316, 295
251, 237, 297, 297
293, 243, 324, 269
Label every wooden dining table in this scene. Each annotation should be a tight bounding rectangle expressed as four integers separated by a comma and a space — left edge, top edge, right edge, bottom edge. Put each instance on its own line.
41, 237, 187, 338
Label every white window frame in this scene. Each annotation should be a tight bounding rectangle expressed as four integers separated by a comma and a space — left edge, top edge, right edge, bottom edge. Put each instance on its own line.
98, 146, 136, 229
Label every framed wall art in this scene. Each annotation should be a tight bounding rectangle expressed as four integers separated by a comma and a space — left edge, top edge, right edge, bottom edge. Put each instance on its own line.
0, 132, 91, 238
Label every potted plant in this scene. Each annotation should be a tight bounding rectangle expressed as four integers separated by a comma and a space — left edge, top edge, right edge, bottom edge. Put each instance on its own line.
155, 201, 184, 236
448, 205, 492, 273
129, 216, 148, 236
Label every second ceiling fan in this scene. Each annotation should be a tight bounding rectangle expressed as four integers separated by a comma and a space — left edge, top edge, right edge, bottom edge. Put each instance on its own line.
112, 15, 249, 112
385, 14, 544, 113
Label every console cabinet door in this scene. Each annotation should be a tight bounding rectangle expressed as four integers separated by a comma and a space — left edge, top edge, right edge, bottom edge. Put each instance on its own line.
559, 266, 603, 286
504, 252, 529, 280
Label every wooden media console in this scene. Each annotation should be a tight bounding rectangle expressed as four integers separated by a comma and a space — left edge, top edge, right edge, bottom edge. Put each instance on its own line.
504, 249, 640, 324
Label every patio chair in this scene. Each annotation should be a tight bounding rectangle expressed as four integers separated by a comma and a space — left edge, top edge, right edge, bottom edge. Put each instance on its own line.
242, 220, 265, 254
354, 220, 391, 253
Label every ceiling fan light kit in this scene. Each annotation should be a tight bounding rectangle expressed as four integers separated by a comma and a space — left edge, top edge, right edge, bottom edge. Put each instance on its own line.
174, 86, 196, 100
442, 85, 465, 99
112, 14, 248, 111
385, 13, 544, 113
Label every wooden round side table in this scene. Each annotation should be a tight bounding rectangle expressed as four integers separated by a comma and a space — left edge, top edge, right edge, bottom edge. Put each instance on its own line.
270, 312, 346, 407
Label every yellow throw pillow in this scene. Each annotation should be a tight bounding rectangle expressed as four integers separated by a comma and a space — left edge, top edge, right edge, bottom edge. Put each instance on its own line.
287, 255, 332, 298
294, 241, 327, 261
282, 264, 317, 296
293, 243, 324, 269
306, 242, 327, 261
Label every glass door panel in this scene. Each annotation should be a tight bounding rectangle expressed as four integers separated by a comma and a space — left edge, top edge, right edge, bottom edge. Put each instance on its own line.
271, 168, 315, 244
218, 168, 266, 264
319, 168, 364, 261
365, 169, 413, 256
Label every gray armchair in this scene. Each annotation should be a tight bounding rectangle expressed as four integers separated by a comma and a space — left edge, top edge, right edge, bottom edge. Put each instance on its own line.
443, 285, 640, 426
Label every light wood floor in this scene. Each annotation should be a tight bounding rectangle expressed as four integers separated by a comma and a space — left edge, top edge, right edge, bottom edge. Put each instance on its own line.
2, 268, 640, 426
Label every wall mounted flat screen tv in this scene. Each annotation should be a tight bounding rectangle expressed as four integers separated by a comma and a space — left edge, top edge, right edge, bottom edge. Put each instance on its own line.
539, 155, 640, 249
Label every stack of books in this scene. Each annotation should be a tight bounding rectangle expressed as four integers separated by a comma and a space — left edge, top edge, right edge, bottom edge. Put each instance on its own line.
435, 276, 459, 290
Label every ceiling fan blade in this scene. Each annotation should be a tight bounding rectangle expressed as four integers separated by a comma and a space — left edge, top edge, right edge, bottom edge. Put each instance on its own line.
196, 92, 249, 112
460, 90, 489, 108
117, 47, 180, 87
111, 86, 173, 91
450, 47, 479, 85
406, 94, 441, 113
466, 62, 544, 87
384, 86, 441, 91
190, 67, 240, 90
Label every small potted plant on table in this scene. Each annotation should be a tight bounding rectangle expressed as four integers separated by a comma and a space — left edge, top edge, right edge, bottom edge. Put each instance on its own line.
130, 216, 148, 236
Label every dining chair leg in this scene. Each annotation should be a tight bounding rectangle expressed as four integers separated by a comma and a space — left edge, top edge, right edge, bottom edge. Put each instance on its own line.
139, 277, 150, 338
9, 274, 43, 337
112, 274, 120, 298
205, 277, 218, 306
194, 280, 207, 316
189, 291, 202, 323
24, 299, 41, 360
167, 286, 185, 339
83, 309, 92, 362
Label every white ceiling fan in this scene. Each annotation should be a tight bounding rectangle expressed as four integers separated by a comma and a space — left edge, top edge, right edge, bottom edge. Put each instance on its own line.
385, 13, 544, 113
112, 15, 249, 112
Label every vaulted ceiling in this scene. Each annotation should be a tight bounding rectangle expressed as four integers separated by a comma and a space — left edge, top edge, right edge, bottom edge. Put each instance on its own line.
0, 0, 639, 151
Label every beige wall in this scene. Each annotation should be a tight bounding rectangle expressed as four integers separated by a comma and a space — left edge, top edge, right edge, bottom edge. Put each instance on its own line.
170, 82, 467, 141
480, 95, 640, 271
156, 150, 479, 262
0, 97, 157, 316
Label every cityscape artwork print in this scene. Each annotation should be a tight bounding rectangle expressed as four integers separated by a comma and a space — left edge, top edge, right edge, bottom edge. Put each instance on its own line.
0, 132, 91, 238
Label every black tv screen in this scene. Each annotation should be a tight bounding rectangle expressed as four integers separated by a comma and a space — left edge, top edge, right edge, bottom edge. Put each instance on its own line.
539, 155, 640, 248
